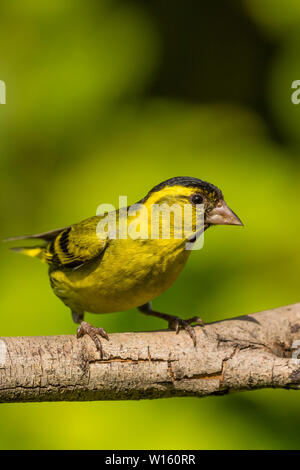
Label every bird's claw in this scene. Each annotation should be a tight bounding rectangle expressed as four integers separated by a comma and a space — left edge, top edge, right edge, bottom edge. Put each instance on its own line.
77, 321, 109, 358
168, 316, 205, 347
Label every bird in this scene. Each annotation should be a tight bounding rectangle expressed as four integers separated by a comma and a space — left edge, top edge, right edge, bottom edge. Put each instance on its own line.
6, 176, 243, 356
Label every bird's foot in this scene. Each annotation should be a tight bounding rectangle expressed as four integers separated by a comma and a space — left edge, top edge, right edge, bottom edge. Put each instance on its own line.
167, 315, 205, 347
76, 321, 109, 358
138, 303, 205, 347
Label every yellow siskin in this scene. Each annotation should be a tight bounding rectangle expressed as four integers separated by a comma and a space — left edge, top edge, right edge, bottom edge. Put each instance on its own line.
6, 176, 242, 356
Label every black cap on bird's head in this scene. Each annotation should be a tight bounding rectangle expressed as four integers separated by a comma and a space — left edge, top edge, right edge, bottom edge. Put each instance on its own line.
145, 176, 223, 199
143, 176, 243, 227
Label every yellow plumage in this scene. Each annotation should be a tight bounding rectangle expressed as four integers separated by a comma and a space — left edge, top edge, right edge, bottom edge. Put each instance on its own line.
7, 177, 242, 354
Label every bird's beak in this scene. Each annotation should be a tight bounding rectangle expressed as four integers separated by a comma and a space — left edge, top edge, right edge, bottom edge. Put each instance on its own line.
205, 200, 243, 226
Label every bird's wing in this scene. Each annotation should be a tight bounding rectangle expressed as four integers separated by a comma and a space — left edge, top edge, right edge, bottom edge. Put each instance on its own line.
49, 216, 108, 269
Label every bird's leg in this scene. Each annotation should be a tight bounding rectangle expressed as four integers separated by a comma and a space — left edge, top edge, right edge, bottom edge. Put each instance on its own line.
72, 311, 109, 358
138, 302, 204, 347
72, 311, 84, 323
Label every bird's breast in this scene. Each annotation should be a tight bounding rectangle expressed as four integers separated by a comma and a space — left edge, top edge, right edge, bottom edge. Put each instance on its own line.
50, 238, 191, 314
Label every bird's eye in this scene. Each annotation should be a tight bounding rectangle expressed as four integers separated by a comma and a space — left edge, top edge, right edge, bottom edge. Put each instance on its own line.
191, 194, 203, 205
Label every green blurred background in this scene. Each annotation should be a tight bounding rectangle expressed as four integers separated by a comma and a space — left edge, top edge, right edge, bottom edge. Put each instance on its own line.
1, 0, 300, 450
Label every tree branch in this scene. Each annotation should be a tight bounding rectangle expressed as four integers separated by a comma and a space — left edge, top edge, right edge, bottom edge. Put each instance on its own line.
1, 303, 300, 403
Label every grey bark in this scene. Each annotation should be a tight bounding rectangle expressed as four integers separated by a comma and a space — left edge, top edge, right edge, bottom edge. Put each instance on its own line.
1, 303, 300, 403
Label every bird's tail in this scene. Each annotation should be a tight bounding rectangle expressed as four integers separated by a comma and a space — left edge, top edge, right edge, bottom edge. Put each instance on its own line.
4, 226, 67, 264
10, 245, 49, 262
